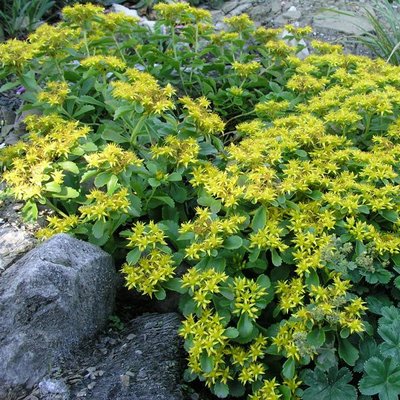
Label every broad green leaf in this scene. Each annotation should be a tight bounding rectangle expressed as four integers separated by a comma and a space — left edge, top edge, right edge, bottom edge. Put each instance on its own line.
359, 357, 400, 400
163, 278, 186, 294
153, 196, 175, 208
126, 248, 141, 265
213, 382, 229, 398
92, 219, 106, 239
251, 206, 267, 232
200, 352, 214, 373
52, 187, 79, 199
378, 321, 400, 359
380, 210, 398, 223
224, 327, 239, 339
73, 104, 95, 118
155, 287, 166, 300
224, 235, 243, 250
58, 161, 80, 174
271, 248, 282, 266
338, 338, 359, 366
282, 358, 296, 379
237, 313, 253, 338
302, 367, 357, 400
307, 328, 326, 348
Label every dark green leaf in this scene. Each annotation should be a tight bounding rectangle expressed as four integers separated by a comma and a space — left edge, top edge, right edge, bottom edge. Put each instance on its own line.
359, 357, 400, 400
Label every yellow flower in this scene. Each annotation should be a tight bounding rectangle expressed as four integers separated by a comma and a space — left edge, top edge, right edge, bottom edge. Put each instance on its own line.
122, 249, 175, 297
37, 81, 70, 106
81, 55, 126, 71
232, 61, 261, 78
112, 69, 175, 114
62, 3, 104, 25
180, 96, 225, 135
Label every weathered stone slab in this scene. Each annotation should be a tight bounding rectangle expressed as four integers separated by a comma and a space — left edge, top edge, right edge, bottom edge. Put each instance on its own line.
314, 10, 373, 35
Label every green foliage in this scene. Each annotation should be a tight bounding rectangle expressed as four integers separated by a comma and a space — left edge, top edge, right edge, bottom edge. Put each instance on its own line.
302, 367, 357, 400
356, 0, 400, 65
1, 2, 400, 399
0, 0, 55, 39
359, 358, 400, 400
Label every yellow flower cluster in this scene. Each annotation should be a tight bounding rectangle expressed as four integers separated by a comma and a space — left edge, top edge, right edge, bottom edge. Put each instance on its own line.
37, 81, 70, 106
80, 55, 126, 71
85, 143, 142, 174
254, 27, 282, 42
231, 277, 267, 318
28, 24, 79, 55
112, 69, 175, 114
210, 31, 240, 45
62, 3, 104, 25
122, 249, 175, 296
250, 220, 288, 252
273, 275, 366, 360
151, 136, 199, 168
0, 39, 37, 71
36, 215, 80, 239
154, 2, 211, 24
79, 188, 130, 221
255, 100, 289, 119
179, 207, 245, 259
191, 165, 244, 207
249, 378, 281, 400
180, 310, 231, 387
180, 96, 225, 135
181, 267, 228, 309
232, 61, 261, 78
181, 310, 270, 388
126, 221, 166, 251
1, 115, 89, 201
101, 12, 139, 32
223, 14, 254, 31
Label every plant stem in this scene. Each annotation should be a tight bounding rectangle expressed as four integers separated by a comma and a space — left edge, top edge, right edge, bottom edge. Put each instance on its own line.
225, 110, 256, 126
46, 200, 68, 218
130, 114, 147, 145
83, 30, 90, 56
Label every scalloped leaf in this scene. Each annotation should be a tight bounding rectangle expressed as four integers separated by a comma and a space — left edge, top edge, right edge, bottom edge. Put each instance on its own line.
359, 357, 400, 400
378, 321, 400, 359
302, 367, 357, 400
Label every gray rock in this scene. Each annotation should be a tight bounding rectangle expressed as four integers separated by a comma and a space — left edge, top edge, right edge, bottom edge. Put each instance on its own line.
0, 234, 116, 398
275, 5, 302, 24
39, 379, 70, 400
221, 0, 240, 14
314, 10, 373, 35
0, 226, 36, 273
226, 2, 253, 17
83, 313, 184, 400
248, 4, 273, 24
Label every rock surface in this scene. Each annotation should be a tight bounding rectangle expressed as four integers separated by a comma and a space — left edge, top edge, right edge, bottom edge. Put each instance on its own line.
25, 313, 186, 400
0, 234, 116, 398
0, 226, 36, 273
82, 313, 184, 400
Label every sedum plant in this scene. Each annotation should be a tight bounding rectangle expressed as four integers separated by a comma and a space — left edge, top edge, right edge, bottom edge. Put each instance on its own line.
1, 3, 400, 399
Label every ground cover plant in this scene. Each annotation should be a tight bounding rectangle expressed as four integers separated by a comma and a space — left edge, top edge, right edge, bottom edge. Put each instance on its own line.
1, 3, 400, 399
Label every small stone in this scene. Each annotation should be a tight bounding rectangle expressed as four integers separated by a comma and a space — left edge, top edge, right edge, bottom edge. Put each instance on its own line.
120, 374, 130, 387
126, 333, 136, 341
39, 379, 69, 400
